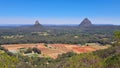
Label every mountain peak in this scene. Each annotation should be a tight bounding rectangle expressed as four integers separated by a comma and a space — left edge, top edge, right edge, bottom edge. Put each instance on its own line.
79, 18, 92, 27
32, 20, 43, 28
34, 20, 41, 26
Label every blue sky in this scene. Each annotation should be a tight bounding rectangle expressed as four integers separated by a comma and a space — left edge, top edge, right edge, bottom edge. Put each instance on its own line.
0, 0, 120, 25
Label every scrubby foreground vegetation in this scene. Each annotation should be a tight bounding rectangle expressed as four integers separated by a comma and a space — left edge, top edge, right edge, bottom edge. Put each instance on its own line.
0, 31, 120, 68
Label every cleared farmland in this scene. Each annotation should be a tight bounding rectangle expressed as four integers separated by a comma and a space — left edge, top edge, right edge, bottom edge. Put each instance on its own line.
1, 43, 109, 59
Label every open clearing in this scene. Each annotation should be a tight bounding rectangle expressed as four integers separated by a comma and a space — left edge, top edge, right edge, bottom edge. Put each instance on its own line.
1, 43, 109, 59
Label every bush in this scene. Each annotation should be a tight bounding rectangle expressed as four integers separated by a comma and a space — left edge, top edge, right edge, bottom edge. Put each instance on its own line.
104, 54, 120, 68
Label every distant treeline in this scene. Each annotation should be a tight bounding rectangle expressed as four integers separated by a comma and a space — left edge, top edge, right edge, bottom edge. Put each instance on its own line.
0, 25, 120, 45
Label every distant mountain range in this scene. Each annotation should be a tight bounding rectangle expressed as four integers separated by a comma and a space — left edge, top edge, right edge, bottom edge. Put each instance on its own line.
0, 18, 119, 28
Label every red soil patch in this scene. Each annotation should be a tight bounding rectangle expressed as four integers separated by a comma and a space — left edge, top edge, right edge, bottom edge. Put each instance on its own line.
48, 44, 72, 53
37, 45, 63, 59
1, 43, 107, 59
72, 46, 97, 54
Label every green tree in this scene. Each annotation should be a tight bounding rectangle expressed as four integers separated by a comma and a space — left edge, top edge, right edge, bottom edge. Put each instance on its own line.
104, 54, 120, 68
113, 31, 120, 46
0, 53, 19, 68
114, 31, 120, 40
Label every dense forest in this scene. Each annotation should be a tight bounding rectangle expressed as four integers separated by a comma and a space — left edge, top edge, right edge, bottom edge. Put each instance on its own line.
0, 24, 120, 45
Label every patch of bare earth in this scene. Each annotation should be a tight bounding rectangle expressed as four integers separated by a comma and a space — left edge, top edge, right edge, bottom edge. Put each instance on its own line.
1, 43, 109, 59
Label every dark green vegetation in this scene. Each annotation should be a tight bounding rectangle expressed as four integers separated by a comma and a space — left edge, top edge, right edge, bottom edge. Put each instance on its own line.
0, 25, 120, 45
24, 47, 41, 54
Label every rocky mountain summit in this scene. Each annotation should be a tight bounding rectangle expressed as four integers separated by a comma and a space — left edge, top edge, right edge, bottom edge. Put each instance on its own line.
79, 18, 93, 27
34, 20, 42, 26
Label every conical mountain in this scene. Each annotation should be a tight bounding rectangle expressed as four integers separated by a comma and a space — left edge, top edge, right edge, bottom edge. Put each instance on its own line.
79, 18, 92, 27
34, 20, 42, 26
